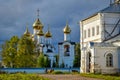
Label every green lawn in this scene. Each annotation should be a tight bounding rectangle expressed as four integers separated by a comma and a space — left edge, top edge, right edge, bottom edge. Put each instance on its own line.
80, 73, 120, 80
0, 73, 49, 80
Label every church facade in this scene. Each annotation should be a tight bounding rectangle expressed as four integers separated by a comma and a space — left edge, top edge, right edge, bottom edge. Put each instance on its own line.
23, 13, 75, 68
80, 0, 120, 74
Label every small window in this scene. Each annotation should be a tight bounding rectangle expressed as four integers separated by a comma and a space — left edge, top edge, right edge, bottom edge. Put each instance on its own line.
106, 53, 113, 67
84, 30, 86, 38
64, 45, 70, 56
88, 29, 90, 37
92, 27, 95, 36
97, 26, 99, 35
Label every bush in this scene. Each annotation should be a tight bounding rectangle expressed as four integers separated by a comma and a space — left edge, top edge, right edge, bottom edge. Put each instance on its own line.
52, 71, 64, 74
0, 73, 50, 80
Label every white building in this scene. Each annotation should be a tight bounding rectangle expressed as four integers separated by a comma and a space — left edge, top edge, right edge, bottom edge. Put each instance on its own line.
80, 0, 120, 74
24, 12, 56, 68
58, 22, 75, 68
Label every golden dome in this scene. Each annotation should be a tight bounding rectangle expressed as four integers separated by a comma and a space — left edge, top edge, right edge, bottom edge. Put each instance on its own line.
24, 26, 31, 36
63, 22, 71, 34
37, 29, 44, 36
32, 34, 34, 38
45, 27, 52, 38
33, 18, 43, 30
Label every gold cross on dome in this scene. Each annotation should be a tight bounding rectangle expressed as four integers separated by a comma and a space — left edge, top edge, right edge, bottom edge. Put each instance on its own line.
37, 9, 40, 17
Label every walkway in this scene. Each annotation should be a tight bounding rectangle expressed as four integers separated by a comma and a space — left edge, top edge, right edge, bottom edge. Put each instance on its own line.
40, 74, 102, 80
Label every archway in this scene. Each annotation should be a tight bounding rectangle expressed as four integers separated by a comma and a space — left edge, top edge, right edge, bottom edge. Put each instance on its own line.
87, 52, 91, 72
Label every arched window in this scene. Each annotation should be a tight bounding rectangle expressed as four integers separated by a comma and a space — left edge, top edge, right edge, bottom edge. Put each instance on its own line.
106, 53, 113, 67
64, 45, 70, 56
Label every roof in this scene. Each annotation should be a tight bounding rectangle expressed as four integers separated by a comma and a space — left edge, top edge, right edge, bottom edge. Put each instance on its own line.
99, 3, 120, 13
81, 3, 120, 22
58, 41, 75, 45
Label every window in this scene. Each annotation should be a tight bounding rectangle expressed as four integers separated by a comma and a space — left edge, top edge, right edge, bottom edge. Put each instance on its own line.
92, 27, 95, 36
88, 29, 90, 37
64, 45, 70, 56
96, 26, 99, 35
84, 30, 86, 38
106, 53, 113, 67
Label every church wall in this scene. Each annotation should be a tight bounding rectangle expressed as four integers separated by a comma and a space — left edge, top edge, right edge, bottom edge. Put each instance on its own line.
94, 47, 118, 74
58, 42, 75, 68
80, 14, 103, 50
117, 47, 120, 68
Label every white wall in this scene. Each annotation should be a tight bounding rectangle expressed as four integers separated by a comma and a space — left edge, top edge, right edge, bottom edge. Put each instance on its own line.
59, 42, 75, 68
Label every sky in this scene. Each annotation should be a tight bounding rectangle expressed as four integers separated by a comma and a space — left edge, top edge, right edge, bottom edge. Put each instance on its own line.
0, 0, 111, 49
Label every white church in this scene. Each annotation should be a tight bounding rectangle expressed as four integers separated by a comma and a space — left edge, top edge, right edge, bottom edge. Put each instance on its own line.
80, 0, 120, 74
24, 14, 56, 68
23, 11, 75, 68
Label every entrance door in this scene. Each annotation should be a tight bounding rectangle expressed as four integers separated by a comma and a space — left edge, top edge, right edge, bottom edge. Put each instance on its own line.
87, 52, 91, 72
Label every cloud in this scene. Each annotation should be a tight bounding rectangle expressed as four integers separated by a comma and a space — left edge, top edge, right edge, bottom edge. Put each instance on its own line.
0, 0, 110, 47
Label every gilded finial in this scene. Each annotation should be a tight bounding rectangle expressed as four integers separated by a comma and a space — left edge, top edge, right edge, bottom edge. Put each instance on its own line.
66, 20, 68, 26
48, 24, 50, 31
45, 24, 52, 38
63, 20, 71, 34
26, 23, 29, 31
24, 23, 31, 36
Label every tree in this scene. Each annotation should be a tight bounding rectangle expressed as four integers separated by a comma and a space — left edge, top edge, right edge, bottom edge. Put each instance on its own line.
37, 53, 45, 68
16, 36, 36, 68
44, 56, 50, 67
73, 43, 81, 67
37, 53, 51, 68
54, 55, 59, 67
1, 36, 19, 68
60, 60, 65, 68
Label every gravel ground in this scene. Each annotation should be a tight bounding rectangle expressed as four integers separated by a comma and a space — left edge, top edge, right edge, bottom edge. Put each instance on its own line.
39, 74, 102, 80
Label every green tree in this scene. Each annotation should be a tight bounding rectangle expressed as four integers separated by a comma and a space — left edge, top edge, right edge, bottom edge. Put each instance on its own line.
37, 53, 45, 68
54, 55, 59, 67
16, 36, 36, 68
44, 56, 50, 67
73, 43, 81, 67
1, 36, 19, 68
60, 60, 65, 68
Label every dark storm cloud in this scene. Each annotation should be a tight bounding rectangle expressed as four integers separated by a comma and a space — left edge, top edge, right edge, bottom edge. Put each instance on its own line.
0, 0, 110, 45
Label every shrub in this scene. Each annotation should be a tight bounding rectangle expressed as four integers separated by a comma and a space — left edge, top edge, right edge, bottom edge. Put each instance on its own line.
52, 71, 64, 74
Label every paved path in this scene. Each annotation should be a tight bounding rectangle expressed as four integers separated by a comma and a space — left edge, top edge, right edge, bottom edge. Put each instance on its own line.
40, 74, 102, 80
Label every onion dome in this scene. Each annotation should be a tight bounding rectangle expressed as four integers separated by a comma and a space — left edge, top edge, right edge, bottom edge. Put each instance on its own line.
37, 29, 44, 36
115, 0, 120, 4
63, 22, 71, 34
33, 18, 43, 30
32, 34, 34, 38
24, 26, 31, 37
45, 27, 52, 38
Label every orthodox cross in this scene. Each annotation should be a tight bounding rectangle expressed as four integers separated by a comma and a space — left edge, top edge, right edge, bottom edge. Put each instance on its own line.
37, 9, 40, 17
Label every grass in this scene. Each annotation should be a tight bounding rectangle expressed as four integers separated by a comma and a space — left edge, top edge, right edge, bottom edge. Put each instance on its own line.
80, 73, 120, 80
0, 73, 50, 80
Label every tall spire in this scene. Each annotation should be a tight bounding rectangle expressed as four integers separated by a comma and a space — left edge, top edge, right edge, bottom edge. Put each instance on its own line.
24, 23, 31, 36
45, 24, 52, 38
37, 9, 40, 18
